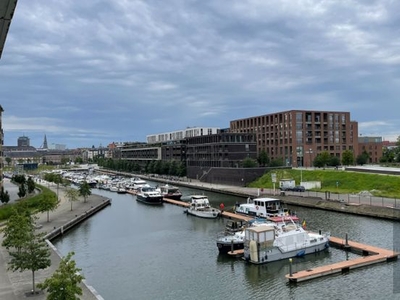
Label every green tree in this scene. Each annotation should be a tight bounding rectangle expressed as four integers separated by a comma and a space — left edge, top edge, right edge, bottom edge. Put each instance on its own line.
27, 177, 36, 194
60, 156, 69, 166
18, 184, 27, 198
269, 158, 284, 167
342, 150, 354, 166
8, 231, 51, 295
319, 151, 331, 168
1, 208, 34, 253
37, 194, 59, 222
53, 174, 63, 202
356, 151, 369, 165
329, 156, 341, 167
78, 181, 91, 203
64, 188, 80, 211
12, 174, 26, 185
0, 186, 10, 204
38, 252, 84, 300
242, 157, 257, 168
5, 156, 12, 166
257, 150, 270, 167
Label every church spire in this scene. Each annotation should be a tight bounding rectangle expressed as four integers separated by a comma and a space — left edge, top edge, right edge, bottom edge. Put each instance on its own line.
43, 134, 48, 149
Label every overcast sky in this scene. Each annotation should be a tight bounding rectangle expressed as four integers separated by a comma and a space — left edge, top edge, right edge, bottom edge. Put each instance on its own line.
1, 0, 399, 148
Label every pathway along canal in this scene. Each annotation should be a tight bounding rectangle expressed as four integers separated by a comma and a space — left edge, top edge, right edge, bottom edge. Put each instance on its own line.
53, 183, 400, 300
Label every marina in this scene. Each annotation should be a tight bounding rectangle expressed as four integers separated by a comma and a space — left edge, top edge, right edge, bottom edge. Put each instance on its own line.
49, 179, 399, 300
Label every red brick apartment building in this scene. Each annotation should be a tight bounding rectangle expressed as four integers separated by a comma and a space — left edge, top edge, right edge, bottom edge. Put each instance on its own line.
230, 110, 359, 167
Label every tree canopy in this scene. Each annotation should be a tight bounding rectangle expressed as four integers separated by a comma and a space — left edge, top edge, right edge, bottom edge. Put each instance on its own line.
78, 181, 92, 203
38, 252, 84, 300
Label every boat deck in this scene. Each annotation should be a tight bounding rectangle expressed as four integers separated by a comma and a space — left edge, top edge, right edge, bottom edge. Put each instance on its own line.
285, 236, 398, 283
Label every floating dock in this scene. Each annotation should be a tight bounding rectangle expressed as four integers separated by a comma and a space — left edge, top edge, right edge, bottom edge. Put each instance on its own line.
285, 236, 398, 283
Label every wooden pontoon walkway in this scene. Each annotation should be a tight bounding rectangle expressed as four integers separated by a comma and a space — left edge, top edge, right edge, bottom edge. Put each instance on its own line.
286, 236, 398, 283
162, 198, 253, 221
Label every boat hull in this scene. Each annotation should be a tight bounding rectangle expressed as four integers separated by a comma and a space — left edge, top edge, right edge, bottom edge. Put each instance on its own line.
163, 194, 182, 201
217, 241, 244, 254
244, 241, 329, 264
136, 195, 163, 205
186, 209, 220, 219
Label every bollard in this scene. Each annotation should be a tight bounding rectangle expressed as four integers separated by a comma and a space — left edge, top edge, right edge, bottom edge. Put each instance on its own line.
344, 233, 350, 250
231, 239, 234, 253
289, 258, 293, 277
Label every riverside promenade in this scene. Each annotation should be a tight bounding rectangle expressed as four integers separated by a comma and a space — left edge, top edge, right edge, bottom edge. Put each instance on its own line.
0, 181, 111, 300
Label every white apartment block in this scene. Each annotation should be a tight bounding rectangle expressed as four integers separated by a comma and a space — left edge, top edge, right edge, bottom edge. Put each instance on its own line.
146, 127, 220, 144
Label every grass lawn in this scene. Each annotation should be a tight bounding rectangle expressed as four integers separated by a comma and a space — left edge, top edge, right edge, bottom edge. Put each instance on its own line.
248, 169, 400, 198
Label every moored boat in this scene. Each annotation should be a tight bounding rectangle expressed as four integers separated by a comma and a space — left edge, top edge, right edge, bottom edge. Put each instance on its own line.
185, 195, 220, 219
235, 196, 299, 222
217, 230, 245, 254
157, 184, 182, 200
243, 219, 330, 264
216, 219, 271, 254
136, 185, 163, 205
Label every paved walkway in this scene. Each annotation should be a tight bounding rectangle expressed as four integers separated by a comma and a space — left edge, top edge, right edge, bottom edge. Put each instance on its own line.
0, 181, 109, 300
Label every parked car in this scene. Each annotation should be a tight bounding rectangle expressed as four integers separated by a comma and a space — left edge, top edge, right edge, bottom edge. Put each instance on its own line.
291, 185, 305, 192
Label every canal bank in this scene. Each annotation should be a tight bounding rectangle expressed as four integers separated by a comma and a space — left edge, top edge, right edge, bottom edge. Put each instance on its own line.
126, 172, 400, 221
0, 183, 111, 300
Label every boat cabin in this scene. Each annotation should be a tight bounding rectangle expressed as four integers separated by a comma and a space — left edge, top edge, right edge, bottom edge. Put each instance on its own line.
235, 197, 287, 218
190, 195, 211, 209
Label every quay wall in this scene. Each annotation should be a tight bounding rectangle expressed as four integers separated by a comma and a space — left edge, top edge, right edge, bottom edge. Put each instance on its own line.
43, 196, 112, 300
45, 198, 112, 241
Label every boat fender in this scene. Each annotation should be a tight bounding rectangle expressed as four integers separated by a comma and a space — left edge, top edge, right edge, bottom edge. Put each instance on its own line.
256, 205, 259, 210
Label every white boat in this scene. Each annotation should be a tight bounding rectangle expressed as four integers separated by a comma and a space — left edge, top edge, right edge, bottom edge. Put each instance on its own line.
130, 177, 148, 190
185, 195, 220, 219
117, 187, 127, 194
109, 185, 119, 192
136, 185, 163, 205
243, 219, 330, 264
235, 196, 299, 222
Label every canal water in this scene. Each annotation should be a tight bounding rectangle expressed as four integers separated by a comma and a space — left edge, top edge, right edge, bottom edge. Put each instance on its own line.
53, 183, 400, 300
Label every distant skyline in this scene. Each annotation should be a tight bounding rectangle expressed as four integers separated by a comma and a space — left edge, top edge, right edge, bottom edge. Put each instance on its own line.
1, 1, 400, 148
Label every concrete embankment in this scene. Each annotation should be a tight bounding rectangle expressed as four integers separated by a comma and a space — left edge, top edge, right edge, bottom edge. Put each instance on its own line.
0, 184, 111, 300
278, 195, 400, 220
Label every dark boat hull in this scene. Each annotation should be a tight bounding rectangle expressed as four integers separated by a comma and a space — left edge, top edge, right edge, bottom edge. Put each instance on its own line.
163, 194, 182, 200
136, 195, 163, 205
217, 241, 244, 254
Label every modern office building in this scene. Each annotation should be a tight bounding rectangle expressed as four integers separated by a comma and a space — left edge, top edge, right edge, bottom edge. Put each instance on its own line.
185, 131, 257, 181
230, 110, 359, 167
147, 127, 220, 144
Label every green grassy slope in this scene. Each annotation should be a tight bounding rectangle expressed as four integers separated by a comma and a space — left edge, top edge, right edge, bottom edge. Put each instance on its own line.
248, 169, 400, 198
